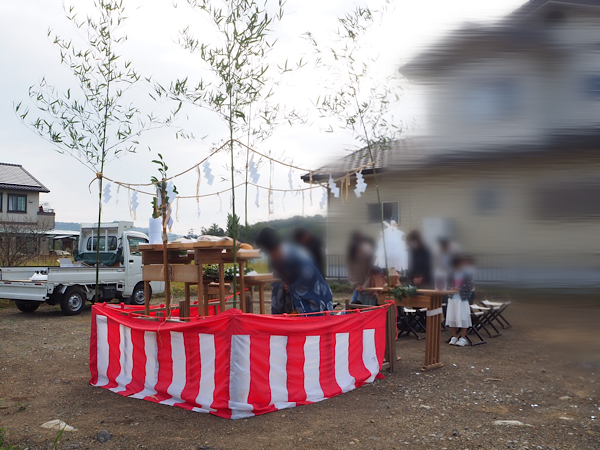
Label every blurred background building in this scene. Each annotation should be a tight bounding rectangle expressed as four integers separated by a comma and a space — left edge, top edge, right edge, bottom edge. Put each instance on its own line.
306, 0, 600, 288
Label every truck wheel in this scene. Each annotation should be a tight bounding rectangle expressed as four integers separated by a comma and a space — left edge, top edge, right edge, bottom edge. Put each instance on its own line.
15, 301, 41, 313
130, 283, 150, 306
61, 287, 86, 316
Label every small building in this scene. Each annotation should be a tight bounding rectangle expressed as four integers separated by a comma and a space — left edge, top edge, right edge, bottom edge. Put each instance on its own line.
0, 162, 55, 260
44, 229, 80, 256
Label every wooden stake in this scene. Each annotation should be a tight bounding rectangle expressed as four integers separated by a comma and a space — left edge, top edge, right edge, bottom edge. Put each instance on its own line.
239, 260, 246, 313
203, 281, 209, 316
195, 250, 204, 317
219, 262, 225, 314
259, 284, 265, 315
143, 280, 151, 315
184, 282, 190, 317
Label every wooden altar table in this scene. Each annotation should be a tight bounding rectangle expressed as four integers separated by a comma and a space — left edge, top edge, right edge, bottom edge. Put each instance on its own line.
364, 288, 456, 371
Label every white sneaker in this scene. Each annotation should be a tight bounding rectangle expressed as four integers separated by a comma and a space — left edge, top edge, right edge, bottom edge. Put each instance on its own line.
457, 337, 468, 347
449, 337, 458, 345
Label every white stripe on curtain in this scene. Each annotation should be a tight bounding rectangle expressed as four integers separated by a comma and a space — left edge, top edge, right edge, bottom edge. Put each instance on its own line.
229, 335, 254, 419
94, 315, 109, 387
334, 332, 355, 393
303, 335, 325, 402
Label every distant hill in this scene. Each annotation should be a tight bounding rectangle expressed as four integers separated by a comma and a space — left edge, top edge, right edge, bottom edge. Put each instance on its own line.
242, 215, 325, 244
54, 222, 81, 231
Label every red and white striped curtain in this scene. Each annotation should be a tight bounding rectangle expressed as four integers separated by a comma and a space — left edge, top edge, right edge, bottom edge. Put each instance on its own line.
90, 304, 388, 419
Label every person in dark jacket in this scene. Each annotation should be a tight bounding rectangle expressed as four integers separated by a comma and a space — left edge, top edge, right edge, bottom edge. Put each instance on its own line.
256, 227, 333, 315
293, 227, 326, 277
406, 230, 433, 288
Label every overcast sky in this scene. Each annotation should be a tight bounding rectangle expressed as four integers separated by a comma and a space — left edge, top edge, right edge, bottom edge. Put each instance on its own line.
1, 0, 526, 236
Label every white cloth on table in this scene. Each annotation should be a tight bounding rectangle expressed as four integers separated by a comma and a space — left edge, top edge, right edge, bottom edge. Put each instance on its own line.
445, 293, 472, 329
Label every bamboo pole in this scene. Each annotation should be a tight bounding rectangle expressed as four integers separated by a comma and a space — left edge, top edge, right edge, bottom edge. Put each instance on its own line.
161, 183, 171, 317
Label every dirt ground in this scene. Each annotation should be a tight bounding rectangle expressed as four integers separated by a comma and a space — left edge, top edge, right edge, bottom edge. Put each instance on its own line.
1, 291, 599, 450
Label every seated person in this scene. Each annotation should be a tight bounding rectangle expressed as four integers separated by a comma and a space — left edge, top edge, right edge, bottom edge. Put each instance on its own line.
255, 227, 333, 315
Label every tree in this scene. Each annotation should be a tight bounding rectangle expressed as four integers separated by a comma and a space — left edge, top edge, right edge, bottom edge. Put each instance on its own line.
184, 229, 199, 239
0, 218, 54, 267
150, 154, 178, 314
15, 0, 172, 301
308, 2, 400, 280
201, 223, 226, 237
161, 0, 287, 305
225, 213, 243, 240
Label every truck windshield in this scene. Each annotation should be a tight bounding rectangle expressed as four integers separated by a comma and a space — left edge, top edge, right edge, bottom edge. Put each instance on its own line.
86, 236, 118, 251
128, 236, 148, 256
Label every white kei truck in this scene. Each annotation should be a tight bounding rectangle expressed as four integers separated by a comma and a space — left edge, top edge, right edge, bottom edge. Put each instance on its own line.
0, 221, 164, 316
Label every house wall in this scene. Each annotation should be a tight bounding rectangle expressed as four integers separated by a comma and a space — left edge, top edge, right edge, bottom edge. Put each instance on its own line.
423, 13, 600, 151
0, 189, 55, 229
326, 157, 600, 286
0, 189, 40, 223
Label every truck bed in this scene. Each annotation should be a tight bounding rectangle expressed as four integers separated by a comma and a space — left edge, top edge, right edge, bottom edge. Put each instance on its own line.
0, 266, 126, 302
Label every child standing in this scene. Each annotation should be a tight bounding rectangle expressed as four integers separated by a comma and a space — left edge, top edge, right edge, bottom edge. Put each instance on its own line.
446, 255, 474, 347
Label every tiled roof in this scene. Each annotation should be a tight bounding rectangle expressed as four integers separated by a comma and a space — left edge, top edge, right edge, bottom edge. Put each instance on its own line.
0, 163, 50, 192
512, 0, 600, 17
302, 131, 600, 182
301, 138, 428, 181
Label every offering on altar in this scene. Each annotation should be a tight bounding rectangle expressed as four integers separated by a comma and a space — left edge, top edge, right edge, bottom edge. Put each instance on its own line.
375, 221, 408, 273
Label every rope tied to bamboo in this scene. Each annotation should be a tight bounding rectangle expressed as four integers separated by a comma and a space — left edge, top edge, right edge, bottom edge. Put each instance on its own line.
88, 172, 105, 193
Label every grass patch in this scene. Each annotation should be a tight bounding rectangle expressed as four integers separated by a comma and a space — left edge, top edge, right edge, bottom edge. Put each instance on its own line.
0, 299, 15, 310
329, 283, 353, 294
0, 428, 18, 450
23, 256, 60, 267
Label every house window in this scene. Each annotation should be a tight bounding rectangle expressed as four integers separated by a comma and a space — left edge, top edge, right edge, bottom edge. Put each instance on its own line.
86, 236, 118, 252
464, 78, 518, 122
368, 202, 399, 224
7, 194, 27, 213
533, 180, 600, 220
474, 188, 501, 215
583, 75, 600, 100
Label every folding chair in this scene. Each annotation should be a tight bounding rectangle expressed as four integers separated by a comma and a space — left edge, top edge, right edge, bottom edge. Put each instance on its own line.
465, 305, 488, 346
481, 300, 512, 329
469, 305, 497, 338
441, 302, 448, 330
473, 303, 502, 337
415, 308, 428, 333
397, 307, 424, 340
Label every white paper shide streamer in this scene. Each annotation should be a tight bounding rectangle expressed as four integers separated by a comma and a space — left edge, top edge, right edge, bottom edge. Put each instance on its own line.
249, 155, 260, 184
319, 188, 327, 210
203, 161, 214, 185
103, 182, 112, 203
354, 170, 367, 198
131, 189, 139, 215
164, 181, 177, 230
288, 168, 294, 194
328, 175, 340, 198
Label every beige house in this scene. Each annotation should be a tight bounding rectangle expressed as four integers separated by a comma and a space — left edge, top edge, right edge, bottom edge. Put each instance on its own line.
0, 162, 55, 260
305, 0, 600, 287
